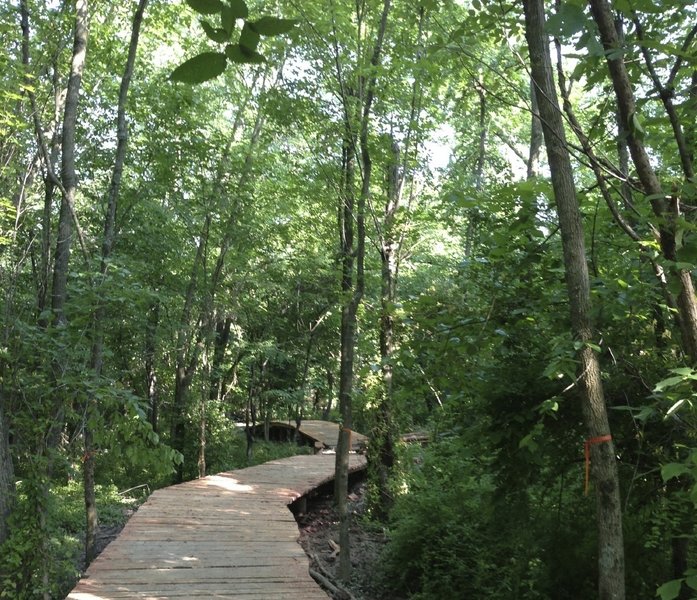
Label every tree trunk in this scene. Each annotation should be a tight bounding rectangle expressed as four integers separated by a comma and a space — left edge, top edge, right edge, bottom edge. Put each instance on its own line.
322, 367, 334, 420
0, 396, 14, 547
334, 128, 357, 580
83, 0, 147, 564
198, 375, 207, 478
333, 0, 391, 579
209, 315, 232, 403
614, 16, 633, 211
373, 138, 400, 519
523, 1, 625, 598
464, 80, 487, 258
145, 301, 160, 433
52, 0, 88, 326
588, 0, 697, 364
527, 78, 543, 180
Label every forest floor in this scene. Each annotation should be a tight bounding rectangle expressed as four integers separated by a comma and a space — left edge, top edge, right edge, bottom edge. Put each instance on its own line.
296, 481, 394, 600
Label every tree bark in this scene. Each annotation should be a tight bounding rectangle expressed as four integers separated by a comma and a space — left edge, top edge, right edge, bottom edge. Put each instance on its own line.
523, 1, 625, 598
83, 0, 148, 564
333, 0, 391, 579
52, 0, 88, 326
145, 301, 160, 433
0, 394, 14, 547
588, 0, 697, 365
527, 78, 543, 180
464, 79, 487, 257
373, 138, 401, 519
335, 131, 358, 581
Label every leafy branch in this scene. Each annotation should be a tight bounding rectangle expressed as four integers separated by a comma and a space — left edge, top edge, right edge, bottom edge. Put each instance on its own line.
171, 0, 297, 83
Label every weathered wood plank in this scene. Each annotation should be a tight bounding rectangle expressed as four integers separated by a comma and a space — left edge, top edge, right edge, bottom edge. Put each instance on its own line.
66, 450, 366, 599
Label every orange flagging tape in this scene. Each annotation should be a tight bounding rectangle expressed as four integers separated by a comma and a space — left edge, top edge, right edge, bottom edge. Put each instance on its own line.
584, 434, 612, 495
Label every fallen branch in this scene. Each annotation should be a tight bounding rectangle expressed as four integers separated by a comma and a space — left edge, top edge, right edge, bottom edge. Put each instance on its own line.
308, 552, 357, 600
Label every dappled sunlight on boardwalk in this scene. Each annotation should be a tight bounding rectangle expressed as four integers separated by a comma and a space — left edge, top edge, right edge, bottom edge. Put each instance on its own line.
67, 453, 366, 600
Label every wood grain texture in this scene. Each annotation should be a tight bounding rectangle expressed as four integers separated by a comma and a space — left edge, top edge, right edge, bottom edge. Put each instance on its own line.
67, 452, 366, 599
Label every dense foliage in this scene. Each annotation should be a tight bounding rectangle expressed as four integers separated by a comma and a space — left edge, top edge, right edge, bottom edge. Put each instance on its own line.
1, 0, 697, 598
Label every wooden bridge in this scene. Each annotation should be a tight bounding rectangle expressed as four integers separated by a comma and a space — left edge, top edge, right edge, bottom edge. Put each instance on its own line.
68, 452, 367, 599
253, 419, 368, 452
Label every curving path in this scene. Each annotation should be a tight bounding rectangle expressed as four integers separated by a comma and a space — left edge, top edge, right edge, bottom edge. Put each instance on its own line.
67, 453, 366, 599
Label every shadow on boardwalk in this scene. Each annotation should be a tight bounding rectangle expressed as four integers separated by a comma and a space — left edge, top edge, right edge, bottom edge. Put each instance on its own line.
67, 453, 366, 600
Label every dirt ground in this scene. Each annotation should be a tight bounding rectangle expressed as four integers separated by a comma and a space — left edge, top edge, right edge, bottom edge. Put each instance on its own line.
296, 481, 393, 600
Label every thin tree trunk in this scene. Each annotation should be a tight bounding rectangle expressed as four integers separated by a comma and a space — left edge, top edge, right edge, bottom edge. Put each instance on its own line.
614, 15, 633, 211
209, 315, 232, 403
52, 0, 88, 326
171, 215, 208, 482
42, 2, 90, 594
373, 138, 400, 519
464, 79, 487, 258
145, 301, 160, 432
0, 395, 14, 547
83, 0, 148, 564
334, 129, 357, 577
588, 0, 697, 364
322, 367, 334, 420
198, 352, 209, 478
245, 363, 255, 461
523, 1, 625, 598
20, 0, 63, 318
335, 0, 391, 581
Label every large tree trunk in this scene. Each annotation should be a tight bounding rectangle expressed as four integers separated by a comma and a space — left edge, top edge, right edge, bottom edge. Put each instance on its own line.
523, 1, 625, 598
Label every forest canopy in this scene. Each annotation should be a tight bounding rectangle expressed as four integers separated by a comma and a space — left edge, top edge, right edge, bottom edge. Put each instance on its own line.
1, 0, 697, 598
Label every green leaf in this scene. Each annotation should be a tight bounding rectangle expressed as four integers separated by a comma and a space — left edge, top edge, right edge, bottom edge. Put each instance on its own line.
676, 240, 697, 265
201, 20, 229, 43
666, 398, 687, 416
635, 406, 656, 422
661, 463, 691, 482
225, 44, 265, 64
545, 3, 587, 37
221, 6, 236, 34
239, 22, 260, 51
249, 17, 299, 36
685, 574, 697, 591
672, 367, 697, 376
170, 52, 227, 83
629, 111, 645, 140
654, 375, 687, 392
518, 432, 538, 452
185, 0, 223, 15
227, 0, 248, 19
656, 578, 683, 600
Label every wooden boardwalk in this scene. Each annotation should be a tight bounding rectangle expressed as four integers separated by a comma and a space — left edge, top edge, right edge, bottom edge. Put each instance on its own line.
68, 453, 366, 599
256, 420, 368, 451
